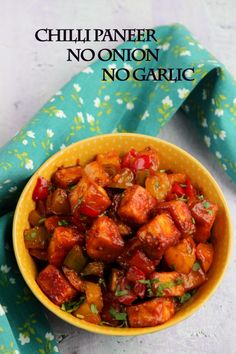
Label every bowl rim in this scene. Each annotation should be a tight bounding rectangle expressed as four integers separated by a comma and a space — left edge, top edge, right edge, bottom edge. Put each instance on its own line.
13, 133, 233, 336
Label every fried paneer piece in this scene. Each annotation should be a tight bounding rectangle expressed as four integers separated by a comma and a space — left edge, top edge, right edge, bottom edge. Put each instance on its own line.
149, 272, 185, 297
86, 216, 124, 262
96, 151, 121, 175
164, 237, 196, 274
156, 200, 196, 236
48, 226, 82, 266
37, 265, 76, 305
190, 200, 218, 242
137, 213, 180, 260
53, 166, 83, 189
182, 268, 207, 291
73, 301, 101, 325
118, 185, 157, 225
196, 243, 214, 273
127, 297, 175, 327
69, 177, 111, 217
84, 161, 110, 187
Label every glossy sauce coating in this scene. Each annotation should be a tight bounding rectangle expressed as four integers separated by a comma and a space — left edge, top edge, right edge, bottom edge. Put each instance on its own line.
24, 147, 217, 328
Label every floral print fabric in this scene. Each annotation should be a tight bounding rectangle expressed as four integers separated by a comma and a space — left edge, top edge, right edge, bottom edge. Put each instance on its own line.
0, 24, 235, 353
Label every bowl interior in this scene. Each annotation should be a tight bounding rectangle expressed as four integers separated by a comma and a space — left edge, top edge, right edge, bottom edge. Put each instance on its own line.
13, 133, 232, 336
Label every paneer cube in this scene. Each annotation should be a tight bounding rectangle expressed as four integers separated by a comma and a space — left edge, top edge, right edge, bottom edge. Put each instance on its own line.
190, 200, 218, 242
96, 151, 121, 176
118, 185, 157, 225
137, 213, 180, 260
156, 200, 196, 235
86, 216, 124, 262
182, 268, 207, 291
37, 265, 77, 305
149, 272, 185, 297
127, 297, 175, 327
84, 281, 103, 311
53, 165, 83, 188
69, 177, 111, 217
48, 226, 82, 266
84, 161, 110, 187
196, 243, 214, 273
73, 301, 101, 324
164, 237, 196, 274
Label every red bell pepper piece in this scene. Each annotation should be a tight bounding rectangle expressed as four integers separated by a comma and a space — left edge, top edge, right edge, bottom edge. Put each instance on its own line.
126, 266, 145, 282
126, 266, 146, 298
171, 183, 185, 197
129, 250, 155, 275
185, 178, 197, 199
165, 193, 176, 201
79, 204, 100, 217
132, 155, 152, 172
121, 148, 138, 169
133, 282, 146, 298
117, 293, 137, 305
32, 177, 50, 201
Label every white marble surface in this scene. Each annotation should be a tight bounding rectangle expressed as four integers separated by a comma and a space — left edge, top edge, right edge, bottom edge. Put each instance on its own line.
1, 1, 236, 353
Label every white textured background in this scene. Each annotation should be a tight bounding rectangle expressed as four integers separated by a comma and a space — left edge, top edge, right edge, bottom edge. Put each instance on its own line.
0, 1, 236, 353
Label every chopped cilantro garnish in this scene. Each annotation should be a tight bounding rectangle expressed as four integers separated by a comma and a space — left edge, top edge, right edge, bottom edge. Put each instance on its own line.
38, 217, 46, 225
138, 279, 151, 285
31, 231, 37, 239
25, 231, 37, 240
192, 261, 201, 271
90, 303, 98, 314
148, 288, 154, 296
156, 281, 176, 297
58, 219, 69, 226
203, 201, 210, 209
175, 277, 184, 285
115, 286, 129, 297
61, 297, 85, 313
207, 209, 214, 215
69, 184, 77, 190
138, 278, 159, 297
109, 307, 127, 321
178, 292, 192, 304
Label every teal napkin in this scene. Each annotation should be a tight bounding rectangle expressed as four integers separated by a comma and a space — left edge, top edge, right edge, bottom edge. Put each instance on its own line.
0, 24, 235, 353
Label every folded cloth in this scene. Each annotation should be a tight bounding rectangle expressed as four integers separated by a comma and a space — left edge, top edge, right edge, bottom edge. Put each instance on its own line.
0, 24, 235, 353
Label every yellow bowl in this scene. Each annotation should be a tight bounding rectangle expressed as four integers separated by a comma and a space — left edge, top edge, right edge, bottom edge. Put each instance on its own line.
13, 133, 232, 336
